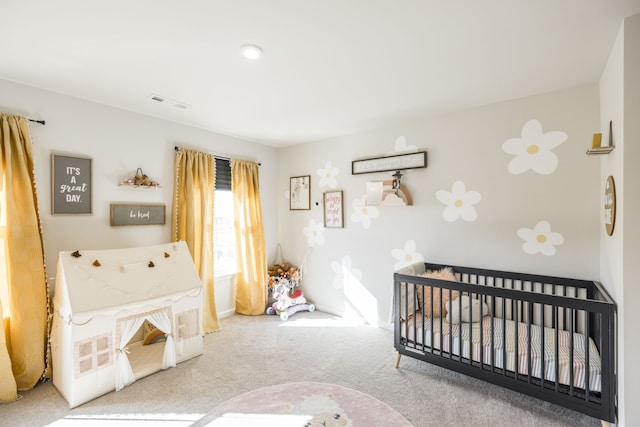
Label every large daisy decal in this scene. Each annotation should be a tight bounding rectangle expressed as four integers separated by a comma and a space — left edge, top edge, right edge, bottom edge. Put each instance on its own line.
436, 181, 481, 222
303, 219, 325, 247
517, 220, 564, 256
331, 255, 363, 289
350, 195, 380, 229
502, 119, 567, 175
317, 161, 339, 189
391, 240, 425, 270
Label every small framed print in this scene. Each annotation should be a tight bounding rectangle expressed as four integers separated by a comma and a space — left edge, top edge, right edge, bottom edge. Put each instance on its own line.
290, 175, 310, 210
323, 190, 343, 228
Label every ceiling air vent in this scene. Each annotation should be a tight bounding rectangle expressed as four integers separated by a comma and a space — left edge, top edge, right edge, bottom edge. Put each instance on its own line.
147, 94, 190, 110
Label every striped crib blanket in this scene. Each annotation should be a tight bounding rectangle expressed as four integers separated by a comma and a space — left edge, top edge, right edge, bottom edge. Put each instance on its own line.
402, 315, 602, 392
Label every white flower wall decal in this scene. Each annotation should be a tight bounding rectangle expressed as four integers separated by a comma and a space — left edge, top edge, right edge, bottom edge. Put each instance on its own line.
391, 240, 425, 270
517, 220, 564, 256
303, 219, 325, 247
350, 195, 380, 229
317, 161, 339, 189
331, 255, 363, 289
502, 119, 568, 175
436, 181, 482, 222
386, 136, 418, 155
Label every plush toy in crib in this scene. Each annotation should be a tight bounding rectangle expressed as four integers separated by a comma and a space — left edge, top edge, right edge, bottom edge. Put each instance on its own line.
445, 295, 489, 324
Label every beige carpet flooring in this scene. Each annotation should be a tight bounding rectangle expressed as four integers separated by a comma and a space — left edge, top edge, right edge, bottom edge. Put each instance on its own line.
1, 310, 600, 426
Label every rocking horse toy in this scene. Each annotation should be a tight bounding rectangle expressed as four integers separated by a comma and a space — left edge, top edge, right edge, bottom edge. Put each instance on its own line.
266, 278, 315, 321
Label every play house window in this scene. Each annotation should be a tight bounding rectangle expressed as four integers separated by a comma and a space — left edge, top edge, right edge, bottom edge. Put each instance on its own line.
176, 308, 199, 341
74, 333, 113, 377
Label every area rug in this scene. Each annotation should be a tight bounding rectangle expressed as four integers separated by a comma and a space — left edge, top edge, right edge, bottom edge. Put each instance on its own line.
195, 381, 414, 426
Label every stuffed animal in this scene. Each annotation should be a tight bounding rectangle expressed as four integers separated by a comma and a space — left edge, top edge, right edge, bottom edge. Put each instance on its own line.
445, 295, 488, 324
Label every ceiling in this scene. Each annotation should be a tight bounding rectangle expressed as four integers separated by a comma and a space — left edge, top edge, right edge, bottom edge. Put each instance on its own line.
2, 1, 639, 148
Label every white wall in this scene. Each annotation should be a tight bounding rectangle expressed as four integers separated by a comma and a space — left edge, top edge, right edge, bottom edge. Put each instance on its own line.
600, 13, 640, 427
277, 84, 601, 327
0, 79, 279, 315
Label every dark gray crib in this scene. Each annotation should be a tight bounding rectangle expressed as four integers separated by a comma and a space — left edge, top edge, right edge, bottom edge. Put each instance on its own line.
394, 262, 616, 424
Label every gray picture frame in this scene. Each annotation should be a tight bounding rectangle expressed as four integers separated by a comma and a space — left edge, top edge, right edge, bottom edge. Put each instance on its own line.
110, 203, 166, 226
51, 154, 92, 215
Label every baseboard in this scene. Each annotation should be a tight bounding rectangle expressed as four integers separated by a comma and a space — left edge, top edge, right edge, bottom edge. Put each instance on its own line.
218, 308, 236, 319
313, 304, 393, 330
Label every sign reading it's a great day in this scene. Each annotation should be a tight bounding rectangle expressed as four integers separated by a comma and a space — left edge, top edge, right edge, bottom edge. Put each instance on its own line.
52, 154, 92, 214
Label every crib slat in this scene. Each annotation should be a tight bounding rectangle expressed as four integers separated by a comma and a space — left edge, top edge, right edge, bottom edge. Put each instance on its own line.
502, 297, 507, 377
584, 308, 591, 401
527, 300, 532, 384
480, 293, 484, 369
514, 297, 519, 379
540, 303, 546, 390
569, 308, 575, 396
554, 304, 560, 392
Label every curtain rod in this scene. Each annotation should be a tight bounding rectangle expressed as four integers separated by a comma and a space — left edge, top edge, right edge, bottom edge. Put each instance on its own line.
174, 146, 261, 166
29, 119, 46, 125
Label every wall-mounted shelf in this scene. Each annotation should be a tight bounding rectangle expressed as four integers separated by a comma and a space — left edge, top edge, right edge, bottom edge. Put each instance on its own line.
587, 120, 614, 155
118, 183, 162, 188
119, 168, 161, 187
586, 146, 615, 155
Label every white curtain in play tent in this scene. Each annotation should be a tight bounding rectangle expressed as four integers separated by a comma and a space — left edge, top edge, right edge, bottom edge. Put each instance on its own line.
115, 310, 177, 391
115, 317, 145, 391
147, 311, 176, 369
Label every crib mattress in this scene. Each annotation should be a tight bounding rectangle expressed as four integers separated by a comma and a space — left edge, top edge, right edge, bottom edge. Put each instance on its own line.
401, 314, 602, 392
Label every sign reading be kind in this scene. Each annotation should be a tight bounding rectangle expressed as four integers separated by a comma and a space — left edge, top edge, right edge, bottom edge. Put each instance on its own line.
52, 154, 92, 214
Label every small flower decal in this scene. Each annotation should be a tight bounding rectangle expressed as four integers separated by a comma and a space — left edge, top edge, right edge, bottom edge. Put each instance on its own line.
436, 181, 481, 222
317, 161, 339, 189
386, 136, 417, 155
502, 119, 568, 175
517, 220, 564, 256
331, 255, 363, 289
350, 195, 380, 229
391, 240, 425, 270
303, 219, 325, 247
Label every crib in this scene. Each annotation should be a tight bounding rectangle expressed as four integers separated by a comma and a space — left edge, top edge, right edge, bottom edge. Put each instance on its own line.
393, 262, 616, 424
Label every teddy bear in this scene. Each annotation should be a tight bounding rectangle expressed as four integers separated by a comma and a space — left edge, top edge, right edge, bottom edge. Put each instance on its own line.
445, 295, 489, 324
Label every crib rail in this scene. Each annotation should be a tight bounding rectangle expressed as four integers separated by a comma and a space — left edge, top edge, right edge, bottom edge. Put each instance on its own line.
393, 263, 616, 423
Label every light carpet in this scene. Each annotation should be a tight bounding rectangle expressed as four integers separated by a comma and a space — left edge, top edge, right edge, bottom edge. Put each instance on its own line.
195, 381, 413, 427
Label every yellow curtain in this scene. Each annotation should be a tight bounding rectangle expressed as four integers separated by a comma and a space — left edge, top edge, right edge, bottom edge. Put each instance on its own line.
232, 160, 267, 315
0, 114, 49, 402
171, 148, 220, 333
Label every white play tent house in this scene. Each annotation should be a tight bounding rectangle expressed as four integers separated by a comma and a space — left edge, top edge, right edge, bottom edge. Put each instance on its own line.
51, 241, 203, 408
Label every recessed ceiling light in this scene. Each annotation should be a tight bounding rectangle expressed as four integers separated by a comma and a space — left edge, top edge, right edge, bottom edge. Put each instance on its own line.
240, 44, 263, 60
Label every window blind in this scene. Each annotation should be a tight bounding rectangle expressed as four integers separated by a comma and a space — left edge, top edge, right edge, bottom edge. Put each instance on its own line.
215, 157, 232, 191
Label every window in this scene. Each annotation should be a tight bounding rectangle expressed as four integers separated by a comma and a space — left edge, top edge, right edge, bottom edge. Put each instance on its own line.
214, 158, 236, 275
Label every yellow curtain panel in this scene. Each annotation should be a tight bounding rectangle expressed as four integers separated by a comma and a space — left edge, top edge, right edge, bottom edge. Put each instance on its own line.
232, 159, 267, 315
0, 114, 48, 402
172, 148, 220, 333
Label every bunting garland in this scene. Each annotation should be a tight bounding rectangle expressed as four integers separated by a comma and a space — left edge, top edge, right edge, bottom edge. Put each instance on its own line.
69, 244, 176, 272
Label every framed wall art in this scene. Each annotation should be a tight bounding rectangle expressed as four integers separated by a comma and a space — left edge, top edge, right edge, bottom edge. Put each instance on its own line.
323, 190, 343, 228
352, 151, 427, 175
51, 154, 92, 214
290, 175, 310, 210
604, 175, 616, 236
110, 203, 166, 226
